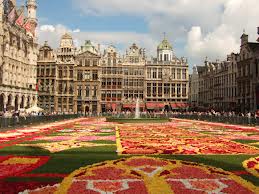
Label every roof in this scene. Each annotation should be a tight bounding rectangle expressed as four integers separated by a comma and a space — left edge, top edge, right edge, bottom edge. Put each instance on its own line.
248, 42, 259, 51
157, 38, 173, 50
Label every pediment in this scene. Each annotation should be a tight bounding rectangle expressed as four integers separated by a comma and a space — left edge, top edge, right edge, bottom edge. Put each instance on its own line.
78, 50, 99, 58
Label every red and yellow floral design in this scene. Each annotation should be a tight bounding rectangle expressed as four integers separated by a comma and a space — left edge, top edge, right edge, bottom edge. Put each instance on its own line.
22, 157, 258, 194
0, 156, 49, 179
243, 156, 259, 177
117, 123, 259, 155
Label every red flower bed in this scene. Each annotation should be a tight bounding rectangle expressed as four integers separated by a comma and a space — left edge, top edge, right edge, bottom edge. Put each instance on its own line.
0, 156, 49, 179
22, 157, 258, 194
117, 123, 259, 155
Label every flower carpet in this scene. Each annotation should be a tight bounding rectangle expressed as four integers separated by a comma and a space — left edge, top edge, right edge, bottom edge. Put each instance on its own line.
116, 122, 259, 155
20, 157, 258, 194
0, 117, 258, 193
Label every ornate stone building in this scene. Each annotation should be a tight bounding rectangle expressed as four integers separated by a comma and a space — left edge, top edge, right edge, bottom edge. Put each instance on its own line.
74, 40, 101, 114
237, 33, 259, 112
122, 43, 146, 110
100, 45, 123, 112
37, 41, 56, 112
55, 33, 76, 113
145, 37, 189, 110
0, 0, 38, 112
37, 34, 190, 113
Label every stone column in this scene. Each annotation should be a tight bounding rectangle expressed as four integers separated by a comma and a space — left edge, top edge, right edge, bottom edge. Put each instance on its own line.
17, 96, 21, 110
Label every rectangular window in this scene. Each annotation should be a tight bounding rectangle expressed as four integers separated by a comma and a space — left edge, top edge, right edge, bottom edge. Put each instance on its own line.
153, 83, 157, 97
85, 86, 90, 97
92, 70, 98, 80
177, 84, 181, 97
171, 69, 175, 79
182, 84, 187, 97
182, 69, 187, 79
153, 69, 157, 79
147, 83, 151, 97
158, 83, 162, 97
171, 84, 175, 97
158, 69, 162, 79
177, 69, 181, 79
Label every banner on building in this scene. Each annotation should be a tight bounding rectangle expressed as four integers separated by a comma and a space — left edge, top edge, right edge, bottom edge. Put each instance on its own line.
15, 9, 24, 26
7, 7, 16, 24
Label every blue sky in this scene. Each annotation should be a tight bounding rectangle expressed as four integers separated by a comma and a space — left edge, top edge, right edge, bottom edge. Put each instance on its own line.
15, 0, 259, 67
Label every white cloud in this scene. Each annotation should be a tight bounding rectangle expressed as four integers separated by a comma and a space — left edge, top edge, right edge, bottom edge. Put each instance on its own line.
186, 0, 259, 63
37, 0, 259, 66
37, 24, 158, 57
40, 25, 55, 32
72, 0, 259, 65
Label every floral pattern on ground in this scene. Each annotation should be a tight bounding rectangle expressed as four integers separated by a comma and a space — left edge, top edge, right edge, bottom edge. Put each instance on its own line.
117, 123, 259, 155
21, 157, 258, 194
243, 156, 259, 178
18, 118, 116, 153
0, 156, 49, 179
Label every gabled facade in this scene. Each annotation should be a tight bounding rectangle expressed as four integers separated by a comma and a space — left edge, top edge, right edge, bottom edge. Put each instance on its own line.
74, 41, 101, 114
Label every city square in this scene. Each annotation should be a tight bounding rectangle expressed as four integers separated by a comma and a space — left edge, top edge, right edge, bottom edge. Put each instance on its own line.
0, 0, 259, 193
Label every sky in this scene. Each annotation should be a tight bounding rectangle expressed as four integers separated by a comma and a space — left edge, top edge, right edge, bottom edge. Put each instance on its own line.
16, 0, 259, 68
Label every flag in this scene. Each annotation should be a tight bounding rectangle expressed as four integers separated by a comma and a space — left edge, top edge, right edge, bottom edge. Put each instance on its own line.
23, 19, 36, 36
15, 10, 24, 26
7, 7, 16, 24
23, 19, 32, 32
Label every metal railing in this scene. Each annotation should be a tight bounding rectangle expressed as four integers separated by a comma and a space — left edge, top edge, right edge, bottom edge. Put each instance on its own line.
0, 114, 82, 129
173, 114, 259, 126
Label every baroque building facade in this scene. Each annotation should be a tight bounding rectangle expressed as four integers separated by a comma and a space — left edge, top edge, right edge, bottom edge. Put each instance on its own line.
74, 40, 101, 114
100, 45, 123, 112
37, 41, 56, 112
0, 0, 38, 112
37, 34, 189, 113
145, 37, 189, 110
55, 33, 76, 113
122, 43, 146, 110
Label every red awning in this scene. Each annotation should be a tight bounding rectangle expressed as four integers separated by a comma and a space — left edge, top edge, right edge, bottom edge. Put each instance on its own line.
177, 103, 189, 108
123, 104, 145, 109
170, 103, 189, 109
170, 103, 178, 109
146, 102, 165, 109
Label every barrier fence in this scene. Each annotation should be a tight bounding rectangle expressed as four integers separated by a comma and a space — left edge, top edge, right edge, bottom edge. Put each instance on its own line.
0, 114, 82, 129
173, 114, 259, 126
